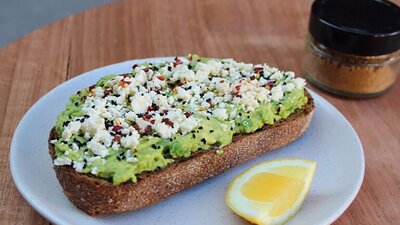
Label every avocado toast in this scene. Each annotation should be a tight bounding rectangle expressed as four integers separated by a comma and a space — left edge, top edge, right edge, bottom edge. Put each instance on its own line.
49, 55, 314, 215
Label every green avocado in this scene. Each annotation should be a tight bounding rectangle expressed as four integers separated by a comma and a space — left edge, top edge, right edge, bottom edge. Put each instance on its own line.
53, 53, 309, 186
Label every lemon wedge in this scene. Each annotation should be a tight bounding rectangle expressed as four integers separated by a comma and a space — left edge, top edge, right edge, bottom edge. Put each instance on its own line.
226, 159, 317, 225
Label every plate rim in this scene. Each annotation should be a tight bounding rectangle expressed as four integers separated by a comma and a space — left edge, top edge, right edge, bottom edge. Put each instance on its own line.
10, 57, 365, 225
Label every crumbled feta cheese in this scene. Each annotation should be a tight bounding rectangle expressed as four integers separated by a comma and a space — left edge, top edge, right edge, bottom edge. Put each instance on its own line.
111, 142, 120, 151
54, 157, 72, 166
120, 130, 140, 149
154, 123, 175, 138
93, 130, 113, 147
61, 121, 81, 140
133, 70, 148, 85
176, 87, 192, 100
91, 167, 98, 175
71, 143, 79, 151
270, 85, 284, 101
73, 161, 85, 172
283, 83, 295, 92
213, 108, 228, 120
180, 117, 199, 133
87, 140, 109, 157
292, 77, 306, 89
130, 94, 152, 114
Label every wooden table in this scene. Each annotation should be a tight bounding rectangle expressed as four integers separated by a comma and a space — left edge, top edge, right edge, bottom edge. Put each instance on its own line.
1, 0, 399, 224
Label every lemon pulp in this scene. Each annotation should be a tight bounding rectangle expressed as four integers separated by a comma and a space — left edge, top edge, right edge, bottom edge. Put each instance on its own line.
226, 159, 316, 225
241, 172, 305, 216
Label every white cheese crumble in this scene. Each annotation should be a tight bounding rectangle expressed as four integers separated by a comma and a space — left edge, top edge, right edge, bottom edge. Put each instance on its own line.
87, 140, 109, 157
130, 94, 152, 114
54, 157, 72, 166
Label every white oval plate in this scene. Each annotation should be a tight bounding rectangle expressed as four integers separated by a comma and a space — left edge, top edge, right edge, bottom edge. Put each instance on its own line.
10, 57, 364, 225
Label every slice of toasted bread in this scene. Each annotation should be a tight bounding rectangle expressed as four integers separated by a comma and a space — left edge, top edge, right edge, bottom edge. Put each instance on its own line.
49, 90, 314, 215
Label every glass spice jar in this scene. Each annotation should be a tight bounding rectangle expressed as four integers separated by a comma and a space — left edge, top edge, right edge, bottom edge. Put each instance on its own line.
302, 0, 400, 97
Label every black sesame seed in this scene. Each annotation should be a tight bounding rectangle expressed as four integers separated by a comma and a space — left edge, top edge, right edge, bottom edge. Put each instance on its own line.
80, 118, 85, 122
74, 102, 79, 106
239, 113, 242, 116
192, 133, 196, 138
199, 126, 203, 130
151, 144, 157, 149
209, 130, 214, 133
230, 127, 234, 131
191, 130, 195, 133
247, 116, 250, 119
84, 115, 90, 119
201, 138, 206, 144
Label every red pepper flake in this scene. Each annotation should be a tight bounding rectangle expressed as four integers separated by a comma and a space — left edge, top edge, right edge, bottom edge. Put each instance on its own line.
114, 135, 121, 142
254, 67, 263, 73
150, 119, 156, 124
134, 124, 141, 131
163, 109, 169, 113
123, 74, 129, 78
184, 112, 191, 118
157, 75, 165, 81
219, 80, 225, 83
144, 113, 152, 120
206, 99, 213, 108
144, 68, 150, 72
112, 125, 123, 133
143, 113, 152, 120
235, 85, 241, 91
162, 118, 174, 127
132, 64, 138, 69
144, 125, 153, 135
173, 57, 183, 67
103, 89, 111, 97
89, 85, 96, 91
250, 76, 256, 80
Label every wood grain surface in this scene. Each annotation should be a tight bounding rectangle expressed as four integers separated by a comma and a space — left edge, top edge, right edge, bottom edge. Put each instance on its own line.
1, 0, 399, 224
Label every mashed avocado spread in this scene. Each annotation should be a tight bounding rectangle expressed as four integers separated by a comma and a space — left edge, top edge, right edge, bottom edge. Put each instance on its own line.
51, 55, 308, 185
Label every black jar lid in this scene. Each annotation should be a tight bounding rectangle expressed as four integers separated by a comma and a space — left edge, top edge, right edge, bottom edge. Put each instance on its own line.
309, 0, 400, 56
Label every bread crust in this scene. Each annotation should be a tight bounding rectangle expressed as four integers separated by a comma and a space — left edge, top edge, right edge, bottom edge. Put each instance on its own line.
49, 90, 314, 215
